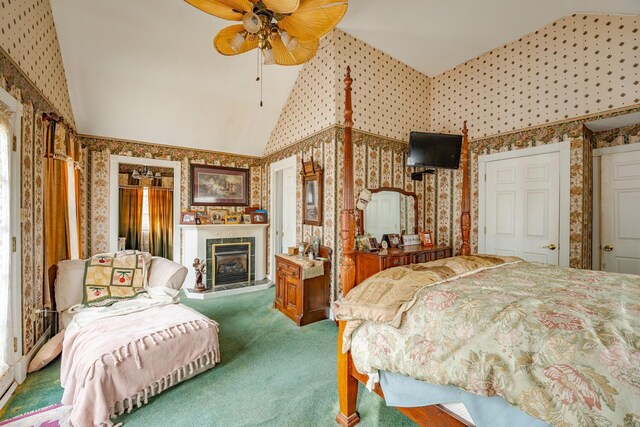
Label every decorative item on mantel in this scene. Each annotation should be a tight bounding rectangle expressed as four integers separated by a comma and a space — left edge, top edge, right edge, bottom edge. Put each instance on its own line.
193, 258, 207, 292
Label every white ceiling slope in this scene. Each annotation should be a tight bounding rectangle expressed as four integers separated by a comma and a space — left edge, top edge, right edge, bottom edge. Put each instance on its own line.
51, 0, 301, 156
339, 0, 640, 77
51, 1, 640, 156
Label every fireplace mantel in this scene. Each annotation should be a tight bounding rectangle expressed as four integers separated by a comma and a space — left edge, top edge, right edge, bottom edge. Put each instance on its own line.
180, 224, 268, 290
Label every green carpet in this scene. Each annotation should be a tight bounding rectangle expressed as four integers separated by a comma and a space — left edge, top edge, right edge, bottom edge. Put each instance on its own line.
1, 288, 414, 426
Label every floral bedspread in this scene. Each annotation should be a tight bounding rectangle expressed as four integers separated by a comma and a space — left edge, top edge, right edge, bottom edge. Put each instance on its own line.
348, 261, 640, 426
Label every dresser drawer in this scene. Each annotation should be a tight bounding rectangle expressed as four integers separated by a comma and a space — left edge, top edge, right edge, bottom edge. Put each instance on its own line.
383, 256, 408, 269
413, 252, 428, 264
277, 262, 300, 279
435, 249, 448, 260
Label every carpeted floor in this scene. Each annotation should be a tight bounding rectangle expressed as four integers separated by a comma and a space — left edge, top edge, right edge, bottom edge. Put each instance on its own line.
1, 288, 414, 426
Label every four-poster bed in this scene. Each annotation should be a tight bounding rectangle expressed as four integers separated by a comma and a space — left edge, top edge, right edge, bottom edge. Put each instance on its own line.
335, 66, 472, 427
334, 67, 640, 427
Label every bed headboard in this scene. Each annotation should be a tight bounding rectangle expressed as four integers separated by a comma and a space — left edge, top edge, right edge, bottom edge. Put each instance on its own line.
339, 66, 471, 297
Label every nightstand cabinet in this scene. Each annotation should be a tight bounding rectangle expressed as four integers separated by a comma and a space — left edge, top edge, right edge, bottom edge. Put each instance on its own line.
274, 246, 332, 326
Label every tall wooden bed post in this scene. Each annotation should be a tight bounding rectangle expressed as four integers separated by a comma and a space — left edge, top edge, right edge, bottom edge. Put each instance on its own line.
336, 66, 360, 427
336, 66, 469, 427
460, 121, 471, 256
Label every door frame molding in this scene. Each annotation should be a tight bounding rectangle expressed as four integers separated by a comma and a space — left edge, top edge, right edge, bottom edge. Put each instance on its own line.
478, 141, 570, 267
109, 155, 181, 262
269, 155, 297, 281
0, 86, 23, 392
592, 143, 640, 269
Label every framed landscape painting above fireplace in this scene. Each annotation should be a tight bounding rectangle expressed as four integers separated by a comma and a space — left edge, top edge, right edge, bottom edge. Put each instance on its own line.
191, 164, 249, 206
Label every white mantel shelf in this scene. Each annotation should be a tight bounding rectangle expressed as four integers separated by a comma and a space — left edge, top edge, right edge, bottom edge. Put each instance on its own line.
180, 223, 269, 296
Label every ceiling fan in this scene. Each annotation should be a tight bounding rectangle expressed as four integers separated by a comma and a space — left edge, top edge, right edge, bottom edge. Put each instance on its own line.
185, 0, 348, 66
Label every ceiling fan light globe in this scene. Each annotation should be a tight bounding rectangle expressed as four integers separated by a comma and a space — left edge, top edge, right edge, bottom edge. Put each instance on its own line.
263, 48, 276, 65
229, 32, 246, 52
243, 12, 262, 34
280, 31, 299, 51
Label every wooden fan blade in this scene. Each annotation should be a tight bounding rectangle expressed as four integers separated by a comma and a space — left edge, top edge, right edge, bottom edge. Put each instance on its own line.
261, 0, 300, 14
271, 35, 318, 65
278, 0, 347, 41
185, 0, 253, 21
214, 25, 258, 55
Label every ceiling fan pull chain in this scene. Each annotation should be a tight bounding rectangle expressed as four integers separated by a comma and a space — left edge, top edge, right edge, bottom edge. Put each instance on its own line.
260, 59, 264, 107
256, 49, 261, 82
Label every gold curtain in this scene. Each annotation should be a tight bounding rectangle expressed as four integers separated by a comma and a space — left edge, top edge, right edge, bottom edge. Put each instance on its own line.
42, 118, 81, 307
148, 188, 173, 259
119, 188, 144, 251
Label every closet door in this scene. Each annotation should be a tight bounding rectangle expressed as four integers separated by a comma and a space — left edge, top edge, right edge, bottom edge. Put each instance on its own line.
485, 151, 560, 265
601, 149, 640, 274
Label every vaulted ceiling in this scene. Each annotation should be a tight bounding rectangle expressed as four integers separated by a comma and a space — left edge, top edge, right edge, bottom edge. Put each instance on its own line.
51, 0, 640, 156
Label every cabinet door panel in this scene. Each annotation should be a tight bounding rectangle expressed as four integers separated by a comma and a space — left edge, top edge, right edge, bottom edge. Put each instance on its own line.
275, 271, 286, 307
286, 275, 299, 313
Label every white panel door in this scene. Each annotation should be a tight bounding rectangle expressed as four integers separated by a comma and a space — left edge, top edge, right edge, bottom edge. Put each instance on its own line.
281, 166, 297, 252
364, 191, 400, 241
601, 150, 640, 274
485, 152, 560, 264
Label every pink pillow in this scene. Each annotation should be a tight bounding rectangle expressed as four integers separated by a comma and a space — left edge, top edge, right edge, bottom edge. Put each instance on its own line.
27, 330, 65, 373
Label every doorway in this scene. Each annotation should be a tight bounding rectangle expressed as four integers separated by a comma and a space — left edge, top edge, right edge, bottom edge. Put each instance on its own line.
270, 156, 297, 280
593, 144, 640, 274
109, 156, 181, 262
0, 84, 22, 403
478, 142, 570, 266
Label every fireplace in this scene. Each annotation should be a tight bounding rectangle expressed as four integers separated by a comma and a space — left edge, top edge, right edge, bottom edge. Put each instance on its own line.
207, 240, 255, 287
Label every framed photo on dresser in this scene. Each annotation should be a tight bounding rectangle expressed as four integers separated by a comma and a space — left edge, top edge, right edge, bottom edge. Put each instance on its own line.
190, 164, 249, 206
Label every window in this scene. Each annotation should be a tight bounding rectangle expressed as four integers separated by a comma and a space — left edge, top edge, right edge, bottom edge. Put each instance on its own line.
141, 187, 150, 253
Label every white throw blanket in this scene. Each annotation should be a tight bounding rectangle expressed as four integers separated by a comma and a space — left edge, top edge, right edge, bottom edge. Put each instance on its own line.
61, 288, 219, 426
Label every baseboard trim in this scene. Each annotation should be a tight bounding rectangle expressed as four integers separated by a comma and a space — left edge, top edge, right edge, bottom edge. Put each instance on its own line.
15, 326, 51, 383
0, 381, 18, 410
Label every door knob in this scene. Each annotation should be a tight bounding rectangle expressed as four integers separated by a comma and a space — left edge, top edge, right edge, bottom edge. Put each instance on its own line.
543, 243, 557, 250
603, 245, 614, 252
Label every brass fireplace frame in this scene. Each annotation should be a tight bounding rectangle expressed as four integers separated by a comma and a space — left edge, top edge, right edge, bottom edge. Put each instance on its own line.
211, 242, 252, 286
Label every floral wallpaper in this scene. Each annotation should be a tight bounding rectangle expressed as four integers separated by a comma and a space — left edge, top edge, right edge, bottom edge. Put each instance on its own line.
431, 14, 640, 140
82, 136, 264, 255
262, 127, 438, 301
0, 63, 54, 354
0, 0, 76, 126
265, 29, 431, 156
593, 123, 640, 148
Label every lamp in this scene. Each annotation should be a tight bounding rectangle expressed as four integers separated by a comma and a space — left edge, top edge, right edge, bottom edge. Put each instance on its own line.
229, 32, 246, 52
186, 0, 349, 104
263, 48, 276, 65
188, 0, 348, 66
130, 166, 156, 181
242, 11, 262, 34
280, 31, 299, 52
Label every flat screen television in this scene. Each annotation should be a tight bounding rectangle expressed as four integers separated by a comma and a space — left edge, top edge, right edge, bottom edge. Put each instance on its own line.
407, 132, 462, 169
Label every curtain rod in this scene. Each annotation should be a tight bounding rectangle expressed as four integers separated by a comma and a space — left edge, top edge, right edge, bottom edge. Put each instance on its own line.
42, 112, 86, 148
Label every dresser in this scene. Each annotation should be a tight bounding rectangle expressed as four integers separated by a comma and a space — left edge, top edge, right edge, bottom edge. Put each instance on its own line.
355, 245, 452, 285
274, 246, 332, 326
